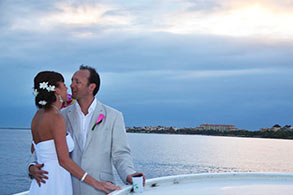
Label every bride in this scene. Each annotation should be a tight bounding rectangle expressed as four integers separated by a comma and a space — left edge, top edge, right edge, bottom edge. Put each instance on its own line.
29, 71, 120, 195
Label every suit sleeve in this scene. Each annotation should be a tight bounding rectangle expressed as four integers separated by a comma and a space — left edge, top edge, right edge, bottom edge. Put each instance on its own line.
27, 149, 38, 178
111, 111, 136, 183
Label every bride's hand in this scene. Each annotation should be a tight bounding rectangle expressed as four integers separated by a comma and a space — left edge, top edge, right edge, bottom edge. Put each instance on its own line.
95, 181, 121, 194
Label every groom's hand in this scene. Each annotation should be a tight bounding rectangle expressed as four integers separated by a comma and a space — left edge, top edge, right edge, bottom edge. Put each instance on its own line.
126, 172, 146, 186
29, 163, 49, 187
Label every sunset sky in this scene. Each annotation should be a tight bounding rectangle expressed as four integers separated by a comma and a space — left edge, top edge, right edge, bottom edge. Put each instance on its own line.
1, 0, 293, 130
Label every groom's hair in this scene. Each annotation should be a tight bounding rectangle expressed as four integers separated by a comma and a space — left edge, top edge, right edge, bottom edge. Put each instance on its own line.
80, 65, 100, 96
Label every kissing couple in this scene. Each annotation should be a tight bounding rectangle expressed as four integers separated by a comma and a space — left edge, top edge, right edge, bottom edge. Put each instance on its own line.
28, 65, 145, 195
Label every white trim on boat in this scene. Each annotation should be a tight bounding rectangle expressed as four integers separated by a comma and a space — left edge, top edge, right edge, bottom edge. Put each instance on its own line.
110, 172, 293, 195
14, 191, 29, 195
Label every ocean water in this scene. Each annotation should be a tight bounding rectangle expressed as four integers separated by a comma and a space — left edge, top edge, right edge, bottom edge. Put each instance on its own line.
1, 129, 293, 194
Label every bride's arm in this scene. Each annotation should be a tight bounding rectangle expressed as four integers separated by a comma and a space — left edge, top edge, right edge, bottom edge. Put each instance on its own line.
50, 114, 120, 194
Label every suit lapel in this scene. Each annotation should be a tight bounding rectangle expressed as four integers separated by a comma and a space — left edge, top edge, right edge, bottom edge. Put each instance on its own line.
84, 101, 105, 151
67, 105, 83, 151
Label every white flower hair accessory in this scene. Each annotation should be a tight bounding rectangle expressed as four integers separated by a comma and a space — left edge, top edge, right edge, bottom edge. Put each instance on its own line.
33, 89, 39, 96
39, 82, 55, 92
47, 85, 55, 92
39, 82, 48, 89
38, 100, 47, 105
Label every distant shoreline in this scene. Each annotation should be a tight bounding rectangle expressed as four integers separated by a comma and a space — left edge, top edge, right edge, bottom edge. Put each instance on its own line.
126, 129, 293, 140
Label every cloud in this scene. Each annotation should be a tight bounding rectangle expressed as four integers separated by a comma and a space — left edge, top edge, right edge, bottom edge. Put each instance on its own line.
138, 0, 293, 39
1, 28, 292, 74
1, 0, 293, 129
172, 68, 281, 79
3, 0, 293, 40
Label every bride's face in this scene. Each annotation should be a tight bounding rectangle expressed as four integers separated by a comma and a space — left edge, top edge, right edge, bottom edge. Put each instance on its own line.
57, 82, 68, 101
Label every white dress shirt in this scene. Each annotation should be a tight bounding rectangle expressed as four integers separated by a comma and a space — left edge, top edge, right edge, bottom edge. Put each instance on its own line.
75, 98, 97, 150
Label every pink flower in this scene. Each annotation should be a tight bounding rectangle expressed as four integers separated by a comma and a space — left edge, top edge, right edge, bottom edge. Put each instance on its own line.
92, 114, 105, 130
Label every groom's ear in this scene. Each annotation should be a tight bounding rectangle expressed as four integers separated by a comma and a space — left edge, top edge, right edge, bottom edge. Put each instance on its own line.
88, 83, 96, 94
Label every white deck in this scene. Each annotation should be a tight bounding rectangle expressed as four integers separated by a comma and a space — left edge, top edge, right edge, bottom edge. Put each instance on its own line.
14, 173, 293, 195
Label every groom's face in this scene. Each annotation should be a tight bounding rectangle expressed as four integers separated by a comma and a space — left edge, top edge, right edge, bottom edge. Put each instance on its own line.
71, 70, 91, 99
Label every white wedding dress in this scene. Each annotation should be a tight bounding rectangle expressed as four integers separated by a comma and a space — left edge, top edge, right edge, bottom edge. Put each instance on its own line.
29, 134, 74, 195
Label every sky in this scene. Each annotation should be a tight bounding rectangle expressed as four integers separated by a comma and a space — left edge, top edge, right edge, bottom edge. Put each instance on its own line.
0, 0, 293, 130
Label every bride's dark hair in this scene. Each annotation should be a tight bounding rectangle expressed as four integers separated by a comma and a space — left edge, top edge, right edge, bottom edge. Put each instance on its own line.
34, 71, 64, 109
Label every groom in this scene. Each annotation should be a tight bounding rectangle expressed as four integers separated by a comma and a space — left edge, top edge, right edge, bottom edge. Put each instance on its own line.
29, 65, 145, 194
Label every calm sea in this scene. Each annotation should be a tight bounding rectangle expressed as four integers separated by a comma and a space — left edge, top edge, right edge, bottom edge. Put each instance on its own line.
1, 129, 293, 195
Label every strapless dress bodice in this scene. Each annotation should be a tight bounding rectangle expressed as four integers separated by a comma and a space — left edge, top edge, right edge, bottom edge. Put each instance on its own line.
32, 133, 74, 163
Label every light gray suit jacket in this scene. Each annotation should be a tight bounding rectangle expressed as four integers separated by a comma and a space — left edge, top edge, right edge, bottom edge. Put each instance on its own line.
61, 101, 136, 195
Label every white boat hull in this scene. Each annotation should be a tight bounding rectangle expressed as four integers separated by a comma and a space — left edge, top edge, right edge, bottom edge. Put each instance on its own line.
14, 173, 293, 195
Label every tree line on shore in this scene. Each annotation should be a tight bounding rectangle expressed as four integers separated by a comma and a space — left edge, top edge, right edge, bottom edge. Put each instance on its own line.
126, 127, 293, 140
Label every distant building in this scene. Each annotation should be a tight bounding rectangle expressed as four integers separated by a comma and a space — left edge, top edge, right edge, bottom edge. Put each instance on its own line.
272, 124, 281, 132
259, 124, 293, 132
260, 127, 272, 132
195, 124, 238, 132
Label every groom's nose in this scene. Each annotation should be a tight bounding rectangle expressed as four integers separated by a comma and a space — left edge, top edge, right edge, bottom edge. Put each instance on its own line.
70, 83, 74, 92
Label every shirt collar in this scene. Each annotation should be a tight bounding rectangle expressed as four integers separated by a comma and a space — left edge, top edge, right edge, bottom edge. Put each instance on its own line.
75, 98, 97, 115
88, 98, 97, 113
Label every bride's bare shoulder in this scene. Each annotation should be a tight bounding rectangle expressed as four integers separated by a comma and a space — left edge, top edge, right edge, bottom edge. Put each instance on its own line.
50, 112, 65, 124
